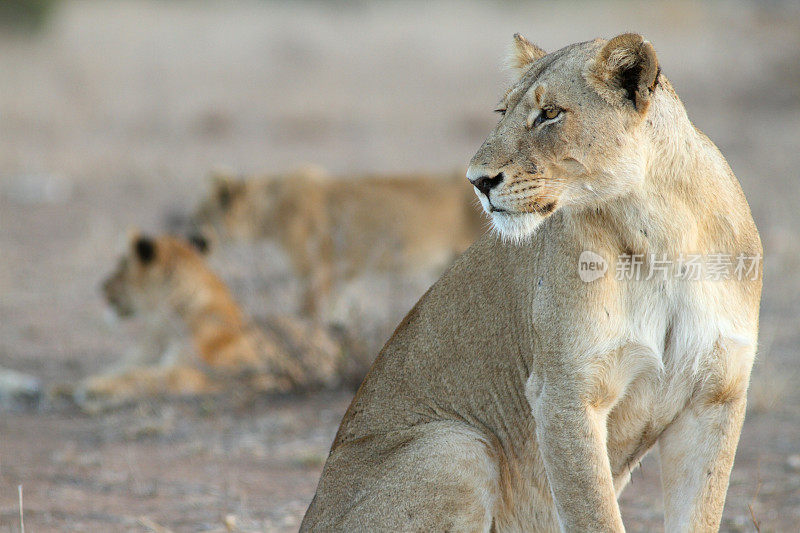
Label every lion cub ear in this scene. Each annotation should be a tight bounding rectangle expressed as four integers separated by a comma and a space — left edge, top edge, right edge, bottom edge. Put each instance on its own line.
210, 170, 243, 210
187, 233, 210, 255
587, 33, 659, 113
507, 33, 546, 72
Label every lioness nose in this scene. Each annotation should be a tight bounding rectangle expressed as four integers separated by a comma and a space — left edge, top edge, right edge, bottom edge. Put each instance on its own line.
470, 172, 504, 197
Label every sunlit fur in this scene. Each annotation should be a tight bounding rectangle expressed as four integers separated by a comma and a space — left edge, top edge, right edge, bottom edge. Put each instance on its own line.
302, 34, 762, 532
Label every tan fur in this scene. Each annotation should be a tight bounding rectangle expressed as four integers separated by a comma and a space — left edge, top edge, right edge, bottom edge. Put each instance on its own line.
192, 168, 485, 317
302, 34, 762, 532
76, 234, 343, 408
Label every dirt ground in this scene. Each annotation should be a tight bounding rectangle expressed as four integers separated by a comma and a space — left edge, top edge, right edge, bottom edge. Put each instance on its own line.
0, 1, 799, 531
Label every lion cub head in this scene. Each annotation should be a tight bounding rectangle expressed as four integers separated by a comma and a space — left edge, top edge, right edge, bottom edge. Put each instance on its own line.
191, 167, 327, 244
468, 33, 661, 240
102, 233, 211, 319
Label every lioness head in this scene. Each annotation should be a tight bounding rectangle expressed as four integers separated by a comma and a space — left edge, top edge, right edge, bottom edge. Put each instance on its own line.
467, 33, 661, 240
102, 233, 208, 318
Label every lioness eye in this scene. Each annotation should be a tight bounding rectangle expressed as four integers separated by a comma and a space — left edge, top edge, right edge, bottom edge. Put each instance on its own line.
494, 107, 507, 116
543, 107, 560, 120
531, 106, 563, 128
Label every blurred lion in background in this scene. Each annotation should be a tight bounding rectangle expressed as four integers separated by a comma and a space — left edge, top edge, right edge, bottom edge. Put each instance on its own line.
75, 233, 350, 409
189, 167, 485, 319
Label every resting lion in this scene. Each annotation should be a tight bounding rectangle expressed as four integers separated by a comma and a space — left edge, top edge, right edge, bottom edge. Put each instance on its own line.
190, 168, 485, 318
75, 233, 344, 407
301, 34, 762, 532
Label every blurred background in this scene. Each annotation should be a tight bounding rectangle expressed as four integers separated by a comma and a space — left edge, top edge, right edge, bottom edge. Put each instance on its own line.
0, 0, 798, 531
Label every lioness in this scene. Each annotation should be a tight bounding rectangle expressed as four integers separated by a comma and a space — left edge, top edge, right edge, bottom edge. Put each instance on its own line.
76, 233, 344, 407
191, 168, 485, 318
301, 34, 762, 532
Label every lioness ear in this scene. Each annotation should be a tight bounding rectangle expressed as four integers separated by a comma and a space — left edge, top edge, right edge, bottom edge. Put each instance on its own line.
587, 33, 659, 113
133, 236, 156, 265
507, 33, 546, 72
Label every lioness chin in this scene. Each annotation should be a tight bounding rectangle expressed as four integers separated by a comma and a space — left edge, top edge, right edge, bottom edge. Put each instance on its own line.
302, 33, 761, 532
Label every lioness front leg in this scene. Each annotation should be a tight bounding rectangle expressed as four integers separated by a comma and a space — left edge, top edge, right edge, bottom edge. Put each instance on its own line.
658, 343, 754, 532
528, 377, 624, 532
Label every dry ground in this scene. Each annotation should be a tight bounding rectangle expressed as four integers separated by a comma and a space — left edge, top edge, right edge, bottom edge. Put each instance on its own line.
0, 1, 798, 531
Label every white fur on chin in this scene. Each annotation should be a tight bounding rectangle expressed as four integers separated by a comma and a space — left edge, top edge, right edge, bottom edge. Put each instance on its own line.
490, 211, 544, 244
